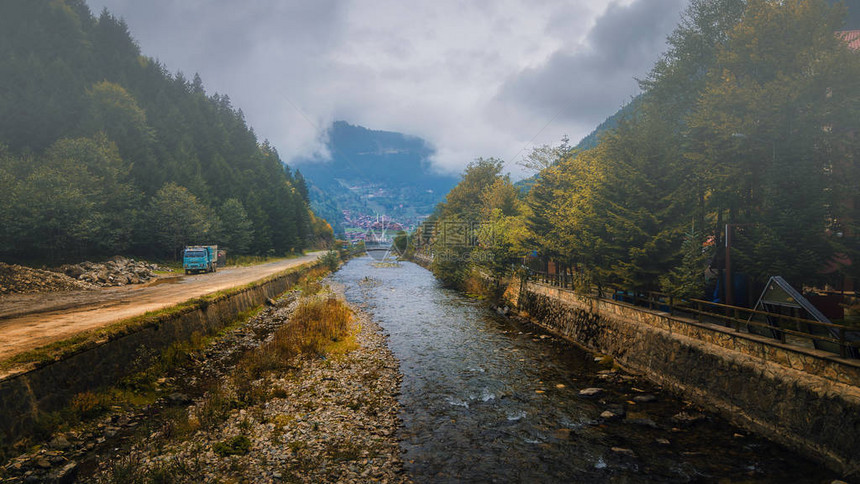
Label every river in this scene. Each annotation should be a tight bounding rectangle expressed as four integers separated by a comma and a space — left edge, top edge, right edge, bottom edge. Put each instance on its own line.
334, 257, 834, 483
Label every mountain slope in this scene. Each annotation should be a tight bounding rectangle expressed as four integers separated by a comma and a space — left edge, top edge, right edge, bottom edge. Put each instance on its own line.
295, 121, 458, 233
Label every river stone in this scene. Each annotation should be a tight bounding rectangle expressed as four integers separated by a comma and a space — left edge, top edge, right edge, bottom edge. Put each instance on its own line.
52, 461, 78, 483
49, 435, 71, 450
606, 404, 626, 418
167, 392, 192, 405
672, 412, 706, 427
600, 410, 621, 421
633, 393, 657, 403
626, 417, 658, 428
579, 387, 604, 397
611, 447, 636, 458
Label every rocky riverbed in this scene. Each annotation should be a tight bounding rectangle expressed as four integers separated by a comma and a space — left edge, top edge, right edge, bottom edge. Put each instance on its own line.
0, 282, 408, 483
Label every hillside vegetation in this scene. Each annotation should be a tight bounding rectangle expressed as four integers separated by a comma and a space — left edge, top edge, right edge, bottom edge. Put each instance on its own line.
424, 0, 860, 297
0, 0, 332, 263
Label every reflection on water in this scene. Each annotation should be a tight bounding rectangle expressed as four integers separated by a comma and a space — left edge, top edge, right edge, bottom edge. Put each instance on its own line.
335, 257, 834, 483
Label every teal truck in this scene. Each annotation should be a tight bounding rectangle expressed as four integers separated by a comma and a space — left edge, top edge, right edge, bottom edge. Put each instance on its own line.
183, 245, 220, 274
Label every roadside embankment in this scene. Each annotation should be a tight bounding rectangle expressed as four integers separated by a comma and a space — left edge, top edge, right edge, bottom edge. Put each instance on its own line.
0, 253, 324, 365
502, 278, 860, 477
2, 267, 407, 483
0, 259, 321, 449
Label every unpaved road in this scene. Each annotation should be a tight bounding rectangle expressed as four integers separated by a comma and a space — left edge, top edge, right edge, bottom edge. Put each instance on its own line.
0, 252, 322, 367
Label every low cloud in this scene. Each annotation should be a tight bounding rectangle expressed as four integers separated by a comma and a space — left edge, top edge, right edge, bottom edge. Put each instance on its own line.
493, 0, 687, 140
86, 0, 688, 178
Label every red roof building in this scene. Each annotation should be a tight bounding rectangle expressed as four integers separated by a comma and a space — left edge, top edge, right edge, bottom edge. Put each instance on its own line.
837, 30, 860, 50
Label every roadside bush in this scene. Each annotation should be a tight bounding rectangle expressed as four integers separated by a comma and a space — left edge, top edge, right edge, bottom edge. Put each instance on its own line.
320, 250, 340, 271
194, 385, 236, 430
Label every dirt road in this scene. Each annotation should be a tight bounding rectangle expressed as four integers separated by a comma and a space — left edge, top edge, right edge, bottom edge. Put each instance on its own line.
0, 253, 322, 365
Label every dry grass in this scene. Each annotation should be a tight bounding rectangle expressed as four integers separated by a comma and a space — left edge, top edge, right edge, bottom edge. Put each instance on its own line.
234, 295, 353, 402
97, 451, 204, 484
284, 296, 353, 355
296, 265, 331, 295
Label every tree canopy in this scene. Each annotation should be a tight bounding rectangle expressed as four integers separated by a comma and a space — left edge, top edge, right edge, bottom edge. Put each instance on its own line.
426, 0, 860, 298
0, 0, 332, 262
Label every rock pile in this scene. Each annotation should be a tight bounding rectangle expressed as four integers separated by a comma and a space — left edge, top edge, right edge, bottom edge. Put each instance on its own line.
0, 262, 96, 295
54, 256, 167, 287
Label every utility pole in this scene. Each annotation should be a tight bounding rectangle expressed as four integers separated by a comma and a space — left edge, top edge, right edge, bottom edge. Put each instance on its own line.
725, 224, 733, 306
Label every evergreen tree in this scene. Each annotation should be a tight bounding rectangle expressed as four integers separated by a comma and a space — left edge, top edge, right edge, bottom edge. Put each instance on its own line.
148, 182, 214, 259
0, 0, 330, 262
294, 169, 310, 203
690, 0, 860, 285
218, 198, 254, 254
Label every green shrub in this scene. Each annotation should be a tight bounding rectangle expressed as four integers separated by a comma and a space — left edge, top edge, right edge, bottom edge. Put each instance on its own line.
320, 250, 340, 271
213, 435, 251, 457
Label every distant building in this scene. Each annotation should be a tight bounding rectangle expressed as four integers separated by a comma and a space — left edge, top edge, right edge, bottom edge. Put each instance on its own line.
837, 30, 860, 50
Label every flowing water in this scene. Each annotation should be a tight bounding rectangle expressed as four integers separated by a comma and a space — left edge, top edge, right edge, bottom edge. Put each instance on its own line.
335, 257, 835, 483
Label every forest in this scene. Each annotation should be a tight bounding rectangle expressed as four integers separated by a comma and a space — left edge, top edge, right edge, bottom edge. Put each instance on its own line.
0, 0, 332, 263
423, 0, 860, 300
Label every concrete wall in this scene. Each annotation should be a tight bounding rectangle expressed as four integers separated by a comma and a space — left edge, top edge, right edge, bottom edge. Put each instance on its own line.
506, 280, 860, 476
0, 263, 316, 443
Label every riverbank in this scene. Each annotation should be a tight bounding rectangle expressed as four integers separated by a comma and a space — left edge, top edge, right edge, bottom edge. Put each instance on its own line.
1, 277, 408, 483
336, 258, 837, 482
93, 286, 406, 483
501, 276, 860, 478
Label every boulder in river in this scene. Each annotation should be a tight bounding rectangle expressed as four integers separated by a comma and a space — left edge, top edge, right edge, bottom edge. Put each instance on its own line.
672, 412, 706, 427
633, 393, 657, 403
579, 387, 604, 397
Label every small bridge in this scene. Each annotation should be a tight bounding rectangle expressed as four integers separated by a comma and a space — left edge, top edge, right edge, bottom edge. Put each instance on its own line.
365, 237, 396, 261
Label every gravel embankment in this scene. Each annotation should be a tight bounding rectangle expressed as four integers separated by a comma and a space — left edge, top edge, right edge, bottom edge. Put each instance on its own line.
93, 286, 408, 483
1, 283, 408, 483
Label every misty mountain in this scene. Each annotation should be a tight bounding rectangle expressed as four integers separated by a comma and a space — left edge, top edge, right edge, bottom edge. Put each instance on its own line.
295, 121, 458, 233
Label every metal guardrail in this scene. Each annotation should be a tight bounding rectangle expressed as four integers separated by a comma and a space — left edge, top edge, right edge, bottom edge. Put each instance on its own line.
527, 270, 860, 359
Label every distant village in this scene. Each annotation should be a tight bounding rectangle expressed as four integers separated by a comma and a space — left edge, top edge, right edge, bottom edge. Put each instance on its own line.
341, 211, 422, 243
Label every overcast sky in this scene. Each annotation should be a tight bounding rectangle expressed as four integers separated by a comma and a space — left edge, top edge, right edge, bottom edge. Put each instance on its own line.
85, 0, 689, 178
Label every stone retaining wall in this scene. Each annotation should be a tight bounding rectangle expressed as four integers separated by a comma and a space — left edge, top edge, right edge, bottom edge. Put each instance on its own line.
0, 262, 318, 443
507, 280, 860, 476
